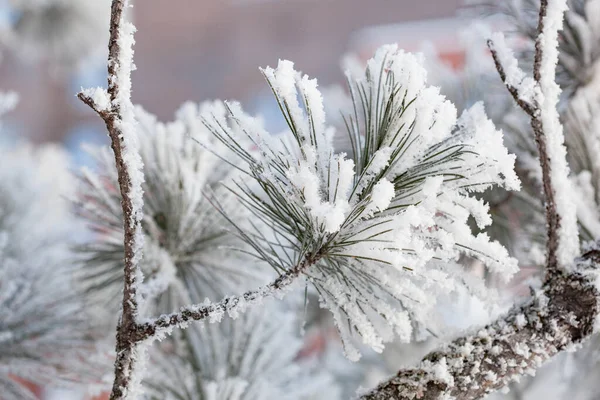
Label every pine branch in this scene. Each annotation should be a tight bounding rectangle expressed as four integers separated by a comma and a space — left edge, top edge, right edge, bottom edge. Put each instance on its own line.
145, 300, 339, 399
359, 248, 600, 400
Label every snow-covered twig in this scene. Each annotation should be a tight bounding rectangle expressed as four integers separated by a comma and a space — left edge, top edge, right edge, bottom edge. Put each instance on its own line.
532, 0, 579, 271
78, 0, 145, 398
136, 250, 323, 340
488, 0, 579, 275
487, 34, 536, 117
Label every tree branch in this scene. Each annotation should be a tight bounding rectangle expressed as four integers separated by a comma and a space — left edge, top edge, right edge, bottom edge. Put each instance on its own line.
531, 0, 563, 277
359, 250, 600, 400
136, 250, 323, 340
488, 0, 577, 276
487, 41, 536, 117
78, 0, 145, 398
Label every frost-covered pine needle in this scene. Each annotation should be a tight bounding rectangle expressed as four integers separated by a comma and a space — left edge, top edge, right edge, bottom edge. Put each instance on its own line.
201, 44, 521, 360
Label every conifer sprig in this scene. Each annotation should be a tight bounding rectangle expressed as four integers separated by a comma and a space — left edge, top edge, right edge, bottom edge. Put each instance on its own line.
202, 45, 521, 360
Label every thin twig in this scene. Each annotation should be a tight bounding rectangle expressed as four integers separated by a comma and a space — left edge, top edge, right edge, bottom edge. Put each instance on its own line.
487, 42, 536, 117
78, 0, 144, 398
136, 251, 324, 339
488, 0, 564, 277
530, 0, 563, 277
533, 0, 549, 84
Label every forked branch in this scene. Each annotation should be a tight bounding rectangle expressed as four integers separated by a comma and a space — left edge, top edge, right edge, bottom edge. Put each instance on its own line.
487, 0, 577, 276
78, 0, 144, 398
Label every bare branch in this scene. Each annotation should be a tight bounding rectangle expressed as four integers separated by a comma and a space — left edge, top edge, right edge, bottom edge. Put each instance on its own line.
78, 0, 144, 398
360, 250, 600, 400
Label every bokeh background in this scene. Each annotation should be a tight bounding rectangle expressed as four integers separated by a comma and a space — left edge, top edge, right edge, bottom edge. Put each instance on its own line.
0, 0, 463, 160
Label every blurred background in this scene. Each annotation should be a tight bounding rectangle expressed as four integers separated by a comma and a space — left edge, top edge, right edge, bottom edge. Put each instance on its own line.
0, 0, 464, 159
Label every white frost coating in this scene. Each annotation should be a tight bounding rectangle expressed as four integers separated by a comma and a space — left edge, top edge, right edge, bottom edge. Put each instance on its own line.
431, 358, 454, 386
370, 178, 395, 213
123, 341, 149, 400
537, 0, 580, 267
488, 32, 537, 103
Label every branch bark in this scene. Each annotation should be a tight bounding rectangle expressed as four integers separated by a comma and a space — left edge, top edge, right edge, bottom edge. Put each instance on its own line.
530, 0, 563, 278
360, 251, 600, 400
488, 0, 573, 277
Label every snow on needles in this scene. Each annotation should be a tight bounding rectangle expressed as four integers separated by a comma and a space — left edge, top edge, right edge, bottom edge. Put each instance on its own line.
202, 44, 521, 361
